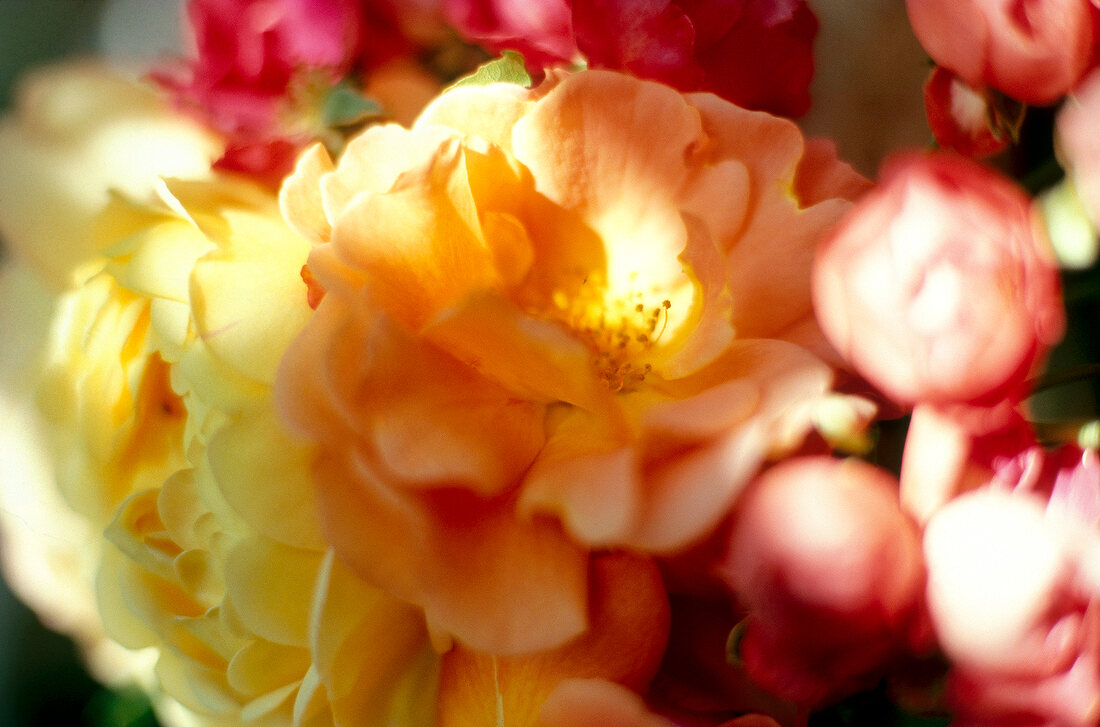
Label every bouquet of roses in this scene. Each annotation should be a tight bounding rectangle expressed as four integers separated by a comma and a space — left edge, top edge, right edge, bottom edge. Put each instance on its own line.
1, 1, 1098, 726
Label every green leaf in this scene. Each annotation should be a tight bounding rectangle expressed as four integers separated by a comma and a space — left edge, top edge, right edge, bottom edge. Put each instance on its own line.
321, 84, 384, 128
449, 51, 532, 90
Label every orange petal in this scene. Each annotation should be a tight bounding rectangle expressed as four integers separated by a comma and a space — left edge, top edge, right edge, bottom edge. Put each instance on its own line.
331, 141, 499, 331
438, 552, 670, 727
313, 450, 590, 655
423, 293, 617, 416
519, 407, 640, 547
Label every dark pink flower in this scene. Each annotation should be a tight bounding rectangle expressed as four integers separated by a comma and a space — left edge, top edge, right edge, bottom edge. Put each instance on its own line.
905, 0, 1097, 105
155, 0, 375, 183
442, 0, 578, 67
444, 0, 818, 117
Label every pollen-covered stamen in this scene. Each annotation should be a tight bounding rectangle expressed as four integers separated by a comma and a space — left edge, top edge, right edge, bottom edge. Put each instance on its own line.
552, 272, 672, 392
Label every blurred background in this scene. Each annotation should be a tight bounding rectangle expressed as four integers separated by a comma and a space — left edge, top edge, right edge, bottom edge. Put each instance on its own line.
0, 5, 179, 725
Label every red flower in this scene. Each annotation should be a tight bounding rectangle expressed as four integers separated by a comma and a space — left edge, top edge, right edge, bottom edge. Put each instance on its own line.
444, 0, 818, 117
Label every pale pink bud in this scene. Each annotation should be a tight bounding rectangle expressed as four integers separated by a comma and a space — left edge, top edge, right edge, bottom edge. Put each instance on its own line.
813, 152, 1065, 408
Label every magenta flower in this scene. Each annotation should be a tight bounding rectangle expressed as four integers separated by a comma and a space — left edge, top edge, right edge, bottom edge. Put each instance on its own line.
155, 0, 387, 184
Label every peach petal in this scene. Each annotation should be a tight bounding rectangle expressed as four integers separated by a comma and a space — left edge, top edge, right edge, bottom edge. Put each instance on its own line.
278, 142, 334, 244
423, 293, 616, 415
794, 139, 873, 207
438, 553, 670, 727
686, 93, 803, 205
727, 195, 851, 340
513, 72, 700, 301
315, 451, 590, 655
513, 71, 701, 218
519, 407, 640, 546
631, 422, 769, 553
321, 123, 455, 224
330, 141, 499, 330
343, 312, 545, 494
416, 82, 535, 156
631, 339, 833, 550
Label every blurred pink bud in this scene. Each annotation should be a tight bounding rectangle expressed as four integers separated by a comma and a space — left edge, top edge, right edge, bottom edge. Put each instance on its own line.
905, 0, 1096, 105
923, 66, 1017, 158
720, 457, 925, 706
813, 152, 1065, 408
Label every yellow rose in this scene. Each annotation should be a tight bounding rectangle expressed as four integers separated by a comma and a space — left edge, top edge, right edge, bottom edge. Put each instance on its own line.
90, 176, 434, 727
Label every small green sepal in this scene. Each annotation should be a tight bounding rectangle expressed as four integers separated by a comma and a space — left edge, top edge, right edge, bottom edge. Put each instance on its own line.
449, 51, 532, 90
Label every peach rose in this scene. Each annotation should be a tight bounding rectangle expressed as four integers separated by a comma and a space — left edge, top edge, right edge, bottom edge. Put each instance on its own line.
276, 69, 867, 654
720, 456, 926, 706
905, 0, 1096, 105
813, 152, 1065, 409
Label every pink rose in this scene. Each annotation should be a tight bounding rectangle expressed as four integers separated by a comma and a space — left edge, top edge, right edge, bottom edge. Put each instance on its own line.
813, 152, 1065, 408
444, 0, 818, 117
905, 0, 1096, 105
924, 454, 1100, 727
719, 457, 926, 706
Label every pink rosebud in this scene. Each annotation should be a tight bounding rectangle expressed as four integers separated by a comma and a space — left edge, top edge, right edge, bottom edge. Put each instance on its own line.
905, 0, 1096, 105
923, 66, 1018, 158
720, 457, 925, 706
813, 152, 1065, 408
